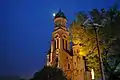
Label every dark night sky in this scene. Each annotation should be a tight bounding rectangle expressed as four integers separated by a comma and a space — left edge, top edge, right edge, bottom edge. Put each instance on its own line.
0, 0, 119, 79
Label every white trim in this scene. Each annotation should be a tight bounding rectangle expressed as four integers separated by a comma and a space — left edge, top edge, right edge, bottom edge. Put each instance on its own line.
56, 39, 57, 49
59, 38, 60, 49
51, 41, 53, 52
50, 53, 52, 62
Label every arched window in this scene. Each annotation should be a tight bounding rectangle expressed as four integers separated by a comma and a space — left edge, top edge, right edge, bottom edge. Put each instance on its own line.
63, 35, 66, 38
57, 39, 59, 49
54, 40, 56, 50
68, 64, 70, 69
55, 20, 61, 27
62, 39, 64, 49
66, 40, 67, 50
77, 49, 79, 53
62, 35, 68, 50
66, 57, 68, 59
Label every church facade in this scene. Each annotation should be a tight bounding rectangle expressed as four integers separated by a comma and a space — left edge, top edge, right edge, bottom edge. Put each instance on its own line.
46, 10, 91, 80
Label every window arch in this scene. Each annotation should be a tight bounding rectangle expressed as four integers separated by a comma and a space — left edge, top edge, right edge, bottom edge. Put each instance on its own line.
56, 38, 59, 49
68, 64, 70, 69
54, 40, 56, 50
62, 39, 64, 49
66, 57, 68, 59
54, 34, 60, 50
66, 40, 67, 50
62, 35, 68, 50
63, 35, 66, 38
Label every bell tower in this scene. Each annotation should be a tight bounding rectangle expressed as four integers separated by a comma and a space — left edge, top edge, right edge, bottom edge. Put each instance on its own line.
47, 9, 70, 68
46, 9, 90, 80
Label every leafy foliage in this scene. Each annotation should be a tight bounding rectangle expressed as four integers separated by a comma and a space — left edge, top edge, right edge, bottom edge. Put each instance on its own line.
69, 4, 120, 79
69, 19, 101, 78
103, 38, 120, 80
30, 66, 67, 80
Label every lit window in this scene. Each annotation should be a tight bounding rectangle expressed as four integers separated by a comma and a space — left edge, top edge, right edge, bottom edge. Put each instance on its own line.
63, 35, 66, 38
77, 50, 79, 53
66, 40, 67, 50
57, 39, 59, 49
68, 64, 70, 69
54, 40, 56, 50
62, 39, 64, 49
55, 20, 61, 27
66, 57, 68, 59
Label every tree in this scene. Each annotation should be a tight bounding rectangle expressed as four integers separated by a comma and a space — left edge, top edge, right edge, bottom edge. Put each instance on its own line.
103, 38, 120, 80
69, 13, 102, 79
69, 4, 120, 80
97, 5, 120, 80
30, 66, 67, 80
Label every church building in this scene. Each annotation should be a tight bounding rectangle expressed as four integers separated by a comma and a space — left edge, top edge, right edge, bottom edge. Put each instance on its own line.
46, 10, 91, 80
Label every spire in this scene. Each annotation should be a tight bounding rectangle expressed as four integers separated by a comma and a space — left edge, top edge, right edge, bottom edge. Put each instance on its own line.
59, 9, 61, 12
54, 9, 67, 20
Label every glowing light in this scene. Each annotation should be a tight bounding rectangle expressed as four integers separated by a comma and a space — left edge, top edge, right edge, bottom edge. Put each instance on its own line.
53, 13, 56, 17
91, 69, 94, 80
79, 48, 86, 56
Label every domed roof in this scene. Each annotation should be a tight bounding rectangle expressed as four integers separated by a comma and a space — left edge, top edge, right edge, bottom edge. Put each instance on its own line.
54, 9, 67, 19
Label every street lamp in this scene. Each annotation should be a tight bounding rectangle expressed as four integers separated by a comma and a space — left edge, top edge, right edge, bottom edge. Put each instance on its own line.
83, 18, 106, 80
92, 23, 105, 80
